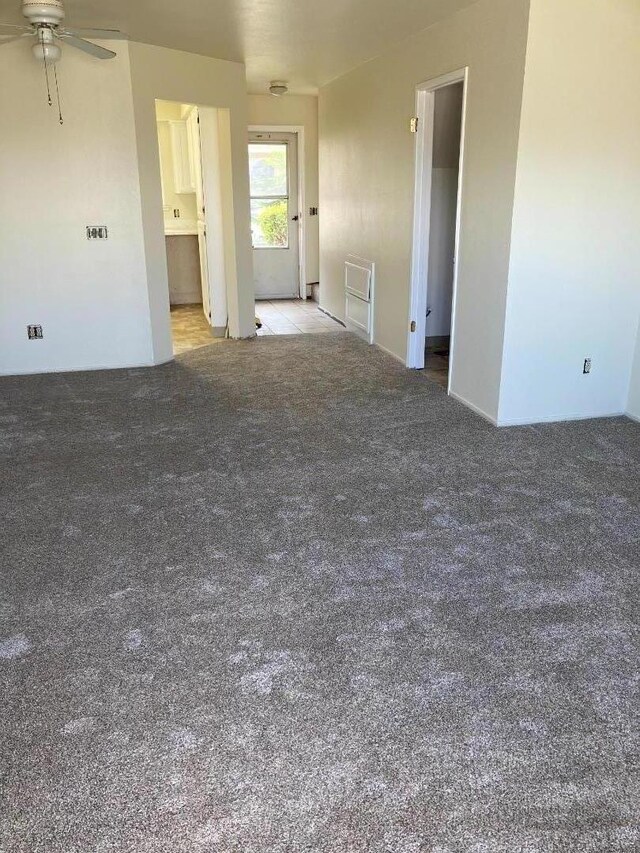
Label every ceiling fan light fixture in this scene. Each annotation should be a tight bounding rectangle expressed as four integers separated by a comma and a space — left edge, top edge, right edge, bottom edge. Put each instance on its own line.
269, 80, 288, 97
32, 38, 60, 62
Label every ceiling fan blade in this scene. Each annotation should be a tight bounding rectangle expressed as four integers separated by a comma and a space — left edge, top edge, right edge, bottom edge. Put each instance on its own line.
0, 34, 27, 46
57, 33, 116, 59
61, 27, 128, 41
0, 23, 31, 35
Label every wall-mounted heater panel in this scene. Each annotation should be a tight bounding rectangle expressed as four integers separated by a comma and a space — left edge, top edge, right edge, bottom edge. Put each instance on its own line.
344, 255, 374, 343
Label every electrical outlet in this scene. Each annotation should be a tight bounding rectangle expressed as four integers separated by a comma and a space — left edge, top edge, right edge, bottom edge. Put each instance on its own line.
173, 209, 181, 218
309, 206, 318, 216
583, 358, 592, 374
86, 226, 108, 240
27, 325, 43, 340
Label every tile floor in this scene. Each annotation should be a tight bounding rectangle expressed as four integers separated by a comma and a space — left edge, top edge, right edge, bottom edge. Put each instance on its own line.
171, 300, 346, 355
255, 299, 346, 336
170, 304, 225, 355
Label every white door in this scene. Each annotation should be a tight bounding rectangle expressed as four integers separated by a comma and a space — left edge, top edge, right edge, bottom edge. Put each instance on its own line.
249, 132, 300, 299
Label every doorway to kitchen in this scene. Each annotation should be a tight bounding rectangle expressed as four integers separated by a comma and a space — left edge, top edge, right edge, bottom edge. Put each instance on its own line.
156, 99, 230, 355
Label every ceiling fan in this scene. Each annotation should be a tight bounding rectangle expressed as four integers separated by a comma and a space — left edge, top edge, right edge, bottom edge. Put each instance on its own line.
0, 1, 127, 61
0, 1, 128, 122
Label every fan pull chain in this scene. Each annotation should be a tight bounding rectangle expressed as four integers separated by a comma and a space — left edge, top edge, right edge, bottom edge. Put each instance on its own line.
40, 29, 53, 107
53, 62, 63, 125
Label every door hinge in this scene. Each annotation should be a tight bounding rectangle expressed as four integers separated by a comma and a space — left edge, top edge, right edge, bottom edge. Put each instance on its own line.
410, 320, 417, 332
410, 117, 419, 134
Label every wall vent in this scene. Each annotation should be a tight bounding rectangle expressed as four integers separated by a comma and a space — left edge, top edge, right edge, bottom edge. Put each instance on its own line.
344, 255, 375, 344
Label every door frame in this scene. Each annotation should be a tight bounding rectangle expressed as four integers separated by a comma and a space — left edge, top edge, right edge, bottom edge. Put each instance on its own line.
248, 124, 306, 300
196, 106, 229, 333
406, 68, 469, 393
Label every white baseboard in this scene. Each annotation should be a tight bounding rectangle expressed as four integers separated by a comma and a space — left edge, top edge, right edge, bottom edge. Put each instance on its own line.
318, 306, 346, 327
497, 410, 625, 427
0, 359, 160, 377
374, 341, 405, 364
256, 293, 299, 301
449, 390, 498, 425
624, 411, 640, 424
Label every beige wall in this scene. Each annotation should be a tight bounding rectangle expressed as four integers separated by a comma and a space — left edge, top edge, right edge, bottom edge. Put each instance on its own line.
248, 94, 319, 284
0, 41, 254, 375
427, 84, 463, 339
128, 42, 255, 362
499, 0, 640, 425
432, 84, 464, 170
319, 0, 531, 421
0, 41, 151, 375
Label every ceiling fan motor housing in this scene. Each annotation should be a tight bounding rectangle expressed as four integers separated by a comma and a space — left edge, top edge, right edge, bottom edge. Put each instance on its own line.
31, 24, 61, 62
22, 0, 65, 26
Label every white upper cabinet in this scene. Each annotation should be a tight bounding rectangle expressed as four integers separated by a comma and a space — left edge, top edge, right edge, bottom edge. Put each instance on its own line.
156, 120, 170, 208
169, 120, 197, 194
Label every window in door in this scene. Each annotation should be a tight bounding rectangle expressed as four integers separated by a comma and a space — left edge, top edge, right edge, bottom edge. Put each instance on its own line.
249, 142, 290, 249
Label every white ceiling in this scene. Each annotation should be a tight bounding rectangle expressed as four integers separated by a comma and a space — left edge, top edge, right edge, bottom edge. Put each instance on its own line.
0, 0, 478, 93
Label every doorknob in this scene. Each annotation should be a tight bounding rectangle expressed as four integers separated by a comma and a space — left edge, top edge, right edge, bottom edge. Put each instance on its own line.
292, 215, 299, 221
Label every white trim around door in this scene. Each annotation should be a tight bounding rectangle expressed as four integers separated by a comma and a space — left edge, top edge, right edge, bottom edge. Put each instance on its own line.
249, 125, 306, 300
406, 68, 469, 395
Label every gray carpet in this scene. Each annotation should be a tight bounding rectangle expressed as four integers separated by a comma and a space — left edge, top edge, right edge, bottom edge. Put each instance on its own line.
1, 332, 639, 852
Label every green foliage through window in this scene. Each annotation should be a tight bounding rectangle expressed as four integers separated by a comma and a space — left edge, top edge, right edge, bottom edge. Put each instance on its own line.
256, 199, 288, 247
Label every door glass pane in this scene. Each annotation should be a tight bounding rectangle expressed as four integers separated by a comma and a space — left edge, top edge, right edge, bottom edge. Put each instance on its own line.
251, 198, 289, 248
249, 143, 288, 196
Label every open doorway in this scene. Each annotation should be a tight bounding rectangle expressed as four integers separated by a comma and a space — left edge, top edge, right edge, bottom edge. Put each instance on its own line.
247, 125, 330, 334
156, 100, 230, 355
249, 131, 301, 300
425, 83, 463, 387
406, 70, 467, 392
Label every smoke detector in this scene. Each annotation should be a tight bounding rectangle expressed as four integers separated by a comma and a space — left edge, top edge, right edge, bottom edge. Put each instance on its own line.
269, 80, 288, 97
